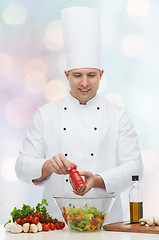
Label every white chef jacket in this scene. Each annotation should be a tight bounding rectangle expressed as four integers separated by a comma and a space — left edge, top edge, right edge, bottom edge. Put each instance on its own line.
15, 94, 143, 223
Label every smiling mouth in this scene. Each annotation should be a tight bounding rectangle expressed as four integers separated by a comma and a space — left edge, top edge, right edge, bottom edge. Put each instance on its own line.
79, 89, 90, 93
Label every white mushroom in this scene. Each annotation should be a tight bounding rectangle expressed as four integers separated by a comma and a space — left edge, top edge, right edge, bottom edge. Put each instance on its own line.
139, 218, 147, 225
155, 216, 159, 225
147, 216, 155, 226
37, 222, 42, 232
10, 222, 22, 233
22, 223, 30, 233
5, 222, 14, 232
30, 224, 38, 233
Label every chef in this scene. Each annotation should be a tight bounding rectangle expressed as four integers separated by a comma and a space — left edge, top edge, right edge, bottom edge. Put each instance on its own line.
15, 7, 143, 223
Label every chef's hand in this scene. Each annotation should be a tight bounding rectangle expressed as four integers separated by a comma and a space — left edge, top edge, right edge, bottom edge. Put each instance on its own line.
33, 153, 75, 183
69, 171, 105, 196
46, 153, 75, 175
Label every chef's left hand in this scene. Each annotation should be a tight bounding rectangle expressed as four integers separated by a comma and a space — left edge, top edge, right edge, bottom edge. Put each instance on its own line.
69, 171, 105, 196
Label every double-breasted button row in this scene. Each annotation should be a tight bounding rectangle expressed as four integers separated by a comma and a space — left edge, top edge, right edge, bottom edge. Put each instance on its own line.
64, 106, 100, 110
63, 127, 97, 131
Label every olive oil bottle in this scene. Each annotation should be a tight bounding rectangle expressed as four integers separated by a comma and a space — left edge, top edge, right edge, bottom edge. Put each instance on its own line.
129, 175, 143, 223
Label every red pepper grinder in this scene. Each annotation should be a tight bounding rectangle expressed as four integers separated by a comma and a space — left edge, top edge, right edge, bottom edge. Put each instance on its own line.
69, 164, 86, 192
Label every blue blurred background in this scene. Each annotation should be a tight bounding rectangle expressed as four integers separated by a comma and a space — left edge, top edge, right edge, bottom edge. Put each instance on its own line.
0, 0, 159, 224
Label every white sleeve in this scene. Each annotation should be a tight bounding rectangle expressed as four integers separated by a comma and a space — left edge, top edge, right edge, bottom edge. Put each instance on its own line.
15, 110, 47, 183
99, 108, 143, 194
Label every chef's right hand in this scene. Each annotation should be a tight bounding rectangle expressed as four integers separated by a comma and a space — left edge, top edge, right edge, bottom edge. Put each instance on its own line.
44, 153, 75, 175
33, 154, 75, 183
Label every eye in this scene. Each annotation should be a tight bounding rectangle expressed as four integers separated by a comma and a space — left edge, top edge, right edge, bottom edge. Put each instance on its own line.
73, 74, 81, 77
88, 74, 96, 77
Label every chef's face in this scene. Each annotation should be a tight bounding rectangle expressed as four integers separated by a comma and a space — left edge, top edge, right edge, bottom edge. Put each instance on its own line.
64, 68, 104, 105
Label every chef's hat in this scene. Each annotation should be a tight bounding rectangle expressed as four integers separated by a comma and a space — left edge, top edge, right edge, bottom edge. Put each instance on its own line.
61, 7, 101, 71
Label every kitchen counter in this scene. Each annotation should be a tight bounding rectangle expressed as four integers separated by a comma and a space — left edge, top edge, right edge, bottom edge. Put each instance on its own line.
1, 225, 159, 240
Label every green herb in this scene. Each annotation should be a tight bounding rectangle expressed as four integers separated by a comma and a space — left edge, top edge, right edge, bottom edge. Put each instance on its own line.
4, 220, 11, 227
7, 199, 49, 223
10, 204, 35, 221
35, 199, 49, 217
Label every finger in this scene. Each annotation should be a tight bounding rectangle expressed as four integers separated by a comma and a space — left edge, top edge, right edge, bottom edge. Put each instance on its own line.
50, 159, 64, 174
51, 156, 67, 174
79, 171, 91, 177
60, 154, 76, 172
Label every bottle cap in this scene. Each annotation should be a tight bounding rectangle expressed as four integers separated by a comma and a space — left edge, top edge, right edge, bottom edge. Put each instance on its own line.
132, 175, 139, 181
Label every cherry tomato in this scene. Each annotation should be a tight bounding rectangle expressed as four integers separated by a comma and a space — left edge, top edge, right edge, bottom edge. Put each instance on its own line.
21, 217, 27, 224
50, 222, 56, 230
41, 223, 45, 229
55, 222, 60, 230
60, 222, 65, 229
43, 223, 50, 231
26, 215, 33, 223
95, 216, 102, 224
74, 214, 82, 222
40, 216, 45, 222
34, 211, 42, 217
45, 216, 52, 223
15, 218, 21, 224
32, 216, 39, 224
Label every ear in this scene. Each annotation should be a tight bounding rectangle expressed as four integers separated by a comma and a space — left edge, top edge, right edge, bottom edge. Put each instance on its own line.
64, 70, 69, 80
99, 69, 104, 79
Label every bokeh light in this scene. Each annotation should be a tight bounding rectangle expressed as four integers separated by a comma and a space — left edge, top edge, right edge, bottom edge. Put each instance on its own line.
25, 58, 47, 75
0, 93, 10, 117
44, 20, 63, 51
2, 3, 26, 25
0, 53, 12, 75
5, 98, 35, 128
104, 93, 125, 107
44, 80, 68, 102
121, 34, 144, 57
1, 158, 18, 182
25, 71, 47, 94
127, 0, 150, 16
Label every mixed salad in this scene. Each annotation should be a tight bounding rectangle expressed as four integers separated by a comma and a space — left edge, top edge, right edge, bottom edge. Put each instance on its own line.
62, 204, 105, 231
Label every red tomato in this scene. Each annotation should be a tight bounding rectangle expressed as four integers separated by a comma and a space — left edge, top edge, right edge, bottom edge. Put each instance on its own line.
60, 222, 65, 229
45, 216, 50, 222
41, 223, 45, 230
62, 207, 66, 212
21, 217, 27, 224
50, 222, 56, 231
26, 218, 31, 223
74, 214, 82, 222
55, 222, 60, 230
32, 216, 39, 224
26, 215, 33, 223
35, 212, 42, 217
15, 218, 21, 224
40, 216, 45, 222
43, 224, 50, 231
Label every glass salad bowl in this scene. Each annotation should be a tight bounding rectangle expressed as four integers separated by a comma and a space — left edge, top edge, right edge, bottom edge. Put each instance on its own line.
54, 194, 116, 232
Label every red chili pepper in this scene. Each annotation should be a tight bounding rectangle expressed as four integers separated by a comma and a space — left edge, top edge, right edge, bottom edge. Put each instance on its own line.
69, 164, 86, 192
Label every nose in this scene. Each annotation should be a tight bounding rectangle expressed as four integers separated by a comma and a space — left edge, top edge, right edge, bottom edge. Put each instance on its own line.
81, 75, 89, 88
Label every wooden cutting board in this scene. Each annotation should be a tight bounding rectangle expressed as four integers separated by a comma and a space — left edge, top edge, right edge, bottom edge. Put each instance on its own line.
103, 221, 159, 234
